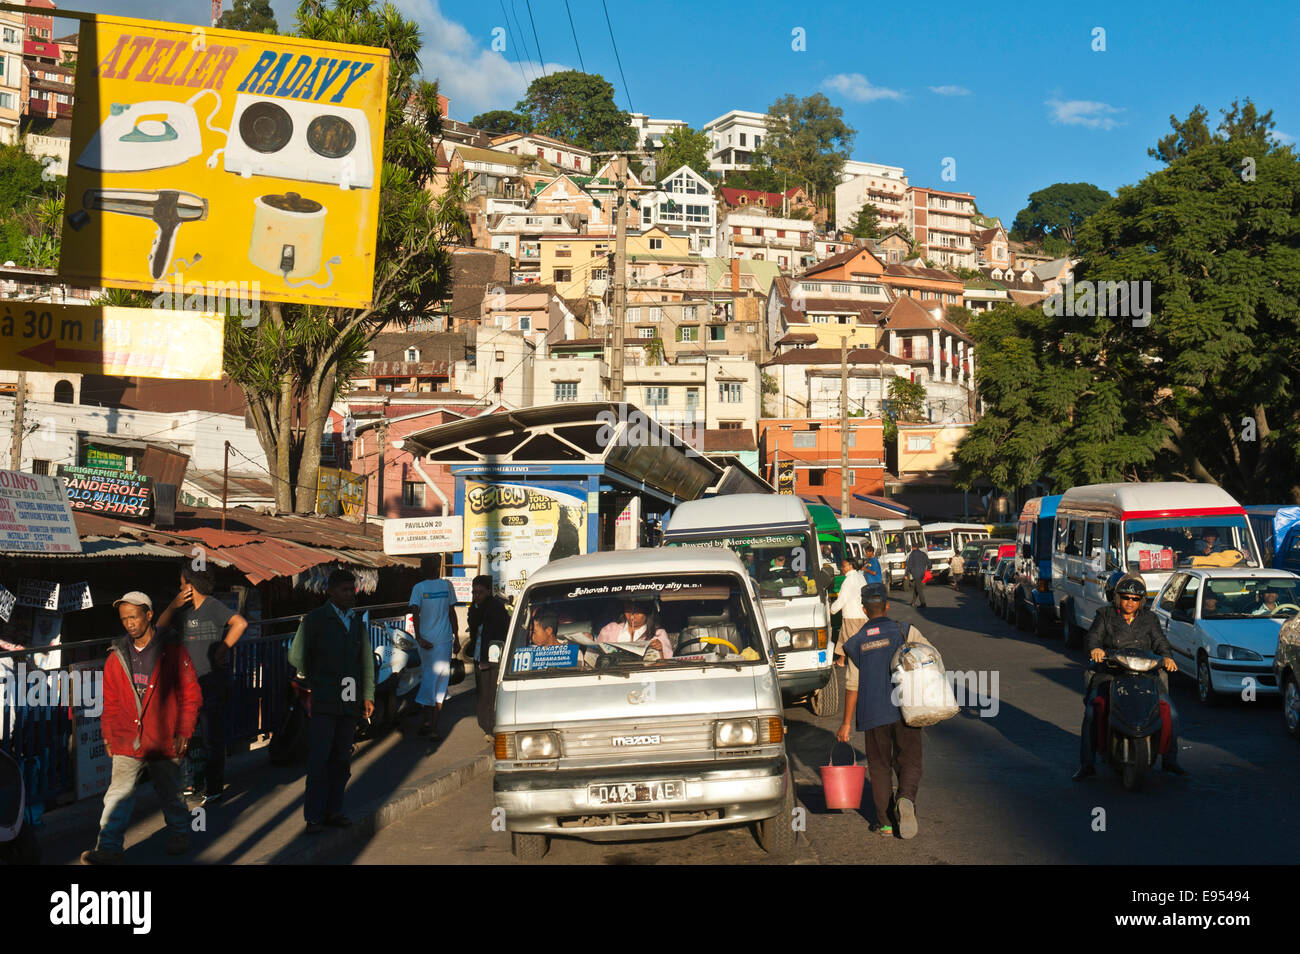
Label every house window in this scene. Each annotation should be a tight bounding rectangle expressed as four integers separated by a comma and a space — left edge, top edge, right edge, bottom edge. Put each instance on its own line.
645, 386, 669, 405
627, 307, 641, 322
556, 244, 571, 258
808, 469, 826, 487
405, 347, 420, 361
402, 482, 426, 507
554, 382, 578, 402
679, 326, 698, 342
495, 350, 505, 361
709, 326, 725, 341
793, 432, 816, 449
739, 133, 747, 146
638, 327, 656, 338
494, 377, 504, 394
31, 459, 50, 475
53, 379, 74, 403
685, 388, 700, 409
718, 382, 742, 403
718, 421, 743, 429
754, 135, 761, 148
649, 306, 663, 321
553, 269, 571, 282
906, 435, 933, 452
650, 238, 663, 250
519, 316, 531, 331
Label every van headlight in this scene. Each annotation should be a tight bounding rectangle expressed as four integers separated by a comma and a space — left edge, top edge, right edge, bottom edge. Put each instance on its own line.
515, 731, 560, 759
714, 718, 758, 747
791, 629, 822, 650
1216, 645, 1263, 662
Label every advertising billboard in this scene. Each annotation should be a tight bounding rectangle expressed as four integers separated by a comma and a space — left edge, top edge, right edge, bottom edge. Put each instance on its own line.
463, 480, 588, 600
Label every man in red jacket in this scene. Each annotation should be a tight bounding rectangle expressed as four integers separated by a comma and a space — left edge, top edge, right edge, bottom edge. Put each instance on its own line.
81, 591, 202, 865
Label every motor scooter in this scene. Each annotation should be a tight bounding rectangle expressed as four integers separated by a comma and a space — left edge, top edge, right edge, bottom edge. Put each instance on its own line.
362, 624, 422, 736
0, 747, 40, 865
268, 673, 312, 766
1088, 649, 1171, 791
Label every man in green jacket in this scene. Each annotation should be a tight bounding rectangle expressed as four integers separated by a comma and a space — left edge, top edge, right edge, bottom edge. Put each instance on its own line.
288, 569, 374, 833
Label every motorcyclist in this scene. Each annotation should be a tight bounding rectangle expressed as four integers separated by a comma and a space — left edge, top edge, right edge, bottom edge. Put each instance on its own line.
1073, 572, 1186, 780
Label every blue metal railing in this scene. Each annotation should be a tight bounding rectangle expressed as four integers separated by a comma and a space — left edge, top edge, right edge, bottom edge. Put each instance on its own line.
0, 603, 413, 809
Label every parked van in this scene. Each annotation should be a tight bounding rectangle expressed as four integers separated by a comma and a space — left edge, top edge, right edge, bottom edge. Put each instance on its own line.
923, 523, 991, 579
1010, 495, 1062, 635
878, 518, 925, 588
662, 494, 838, 715
841, 518, 884, 577
1245, 506, 1300, 574
493, 548, 794, 861
1053, 482, 1262, 647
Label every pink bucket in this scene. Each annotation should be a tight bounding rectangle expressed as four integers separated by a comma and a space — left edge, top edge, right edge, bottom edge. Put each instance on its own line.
820, 742, 866, 810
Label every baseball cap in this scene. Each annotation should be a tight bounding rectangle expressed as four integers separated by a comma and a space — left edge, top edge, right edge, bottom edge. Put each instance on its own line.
113, 591, 153, 610
863, 583, 889, 602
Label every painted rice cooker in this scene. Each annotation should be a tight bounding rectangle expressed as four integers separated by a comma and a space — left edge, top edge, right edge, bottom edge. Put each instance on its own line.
250, 192, 326, 279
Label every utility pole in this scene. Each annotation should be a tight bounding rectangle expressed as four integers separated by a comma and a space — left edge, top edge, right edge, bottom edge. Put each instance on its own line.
221, 441, 230, 530
840, 336, 850, 519
611, 154, 628, 404
377, 418, 389, 518
10, 371, 26, 471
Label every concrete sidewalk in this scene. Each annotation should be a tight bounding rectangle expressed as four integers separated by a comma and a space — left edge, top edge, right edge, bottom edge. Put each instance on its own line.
37, 679, 493, 865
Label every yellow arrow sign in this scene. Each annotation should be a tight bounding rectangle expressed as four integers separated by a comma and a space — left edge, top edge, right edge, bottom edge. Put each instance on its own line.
0, 304, 224, 379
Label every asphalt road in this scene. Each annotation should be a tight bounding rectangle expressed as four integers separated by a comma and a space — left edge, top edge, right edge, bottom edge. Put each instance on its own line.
319, 581, 1300, 865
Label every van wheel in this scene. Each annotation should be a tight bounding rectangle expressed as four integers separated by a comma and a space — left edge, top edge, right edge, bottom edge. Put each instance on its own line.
511, 832, 548, 862
1015, 596, 1032, 631
756, 769, 796, 859
1196, 654, 1219, 707
810, 667, 842, 717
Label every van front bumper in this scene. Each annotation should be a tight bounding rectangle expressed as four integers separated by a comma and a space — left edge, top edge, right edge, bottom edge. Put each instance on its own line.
495, 755, 788, 840
778, 667, 830, 699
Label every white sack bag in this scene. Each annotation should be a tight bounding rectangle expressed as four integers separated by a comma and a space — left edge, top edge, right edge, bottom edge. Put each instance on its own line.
891, 642, 959, 726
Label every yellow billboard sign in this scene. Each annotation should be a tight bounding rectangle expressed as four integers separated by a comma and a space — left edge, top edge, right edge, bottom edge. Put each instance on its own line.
0, 304, 224, 379
58, 15, 390, 309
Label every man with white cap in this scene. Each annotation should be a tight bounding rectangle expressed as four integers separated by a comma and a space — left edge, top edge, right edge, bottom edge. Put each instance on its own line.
81, 591, 202, 864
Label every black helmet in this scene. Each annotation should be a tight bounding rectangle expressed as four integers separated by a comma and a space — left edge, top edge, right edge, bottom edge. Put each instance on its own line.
1103, 570, 1125, 603
1115, 577, 1146, 600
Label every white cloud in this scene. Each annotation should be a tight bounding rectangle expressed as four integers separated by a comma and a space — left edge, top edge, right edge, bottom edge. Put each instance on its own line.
1273, 131, 1296, 145
392, 0, 566, 118
929, 85, 971, 96
1045, 99, 1124, 130
822, 73, 905, 103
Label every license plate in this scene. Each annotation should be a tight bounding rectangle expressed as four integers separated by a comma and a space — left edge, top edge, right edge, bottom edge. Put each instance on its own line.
588, 780, 687, 805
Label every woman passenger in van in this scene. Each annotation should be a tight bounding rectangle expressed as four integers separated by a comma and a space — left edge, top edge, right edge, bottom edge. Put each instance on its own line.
597, 600, 674, 658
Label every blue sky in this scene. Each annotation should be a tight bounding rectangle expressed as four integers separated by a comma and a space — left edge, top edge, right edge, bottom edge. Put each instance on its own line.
66, 1, 1300, 223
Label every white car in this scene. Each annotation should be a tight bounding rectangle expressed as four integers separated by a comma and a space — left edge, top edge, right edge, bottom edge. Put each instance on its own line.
1150, 568, 1300, 705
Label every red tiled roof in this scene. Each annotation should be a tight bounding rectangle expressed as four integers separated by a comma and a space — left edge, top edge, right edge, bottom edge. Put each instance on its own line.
764, 347, 895, 366
718, 186, 804, 207
799, 245, 883, 278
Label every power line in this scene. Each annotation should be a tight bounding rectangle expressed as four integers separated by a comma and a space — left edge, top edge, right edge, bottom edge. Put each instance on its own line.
506, 1, 536, 82
498, 0, 530, 87
600, 0, 633, 114
563, 0, 586, 72
523, 0, 547, 77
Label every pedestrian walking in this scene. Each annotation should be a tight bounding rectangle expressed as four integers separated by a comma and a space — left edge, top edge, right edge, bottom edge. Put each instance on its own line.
466, 575, 511, 741
156, 565, 248, 805
836, 585, 927, 838
81, 592, 201, 865
288, 570, 374, 833
831, 556, 867, 665
407, 555, 459, 739
905, 541, 931, 608
949, 551, 964, 589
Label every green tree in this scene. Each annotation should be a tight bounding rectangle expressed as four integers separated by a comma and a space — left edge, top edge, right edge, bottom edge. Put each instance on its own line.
721, 165, 783, 193
470, 109, 531, 135
653, 126, 712, 183
217, 0, 278, 33
1148, 99, 1284, 165
223, 0, 469, 512
0, 144, 63, 265
1009, 182, 1111, 246
848, 201, 880, 239
958, 103, 1300, 502
515, 71, 635, 153
883, 376, 926, 444
754, 93, 855, 210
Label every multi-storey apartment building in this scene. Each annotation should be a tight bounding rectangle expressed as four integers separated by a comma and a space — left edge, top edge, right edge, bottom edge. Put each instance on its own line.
834, 159, 909, 232
490, 131, 593, 175
0, 9, 21, 144
703, 109, 767, 173
716, 211, 815, 271
639, 165, 717, 255
905, 186, 978, 270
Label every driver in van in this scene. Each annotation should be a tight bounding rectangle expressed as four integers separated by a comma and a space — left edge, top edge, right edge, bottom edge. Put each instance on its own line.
597, 600, 674, 658
1194, 531, 1220, 556
1074, 573, 1186, 780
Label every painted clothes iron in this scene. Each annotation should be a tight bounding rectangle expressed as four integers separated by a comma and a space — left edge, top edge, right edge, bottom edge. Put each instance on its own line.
77, 91, 226, 173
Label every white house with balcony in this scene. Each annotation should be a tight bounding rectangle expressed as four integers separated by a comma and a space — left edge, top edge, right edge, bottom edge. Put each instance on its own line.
639, 165, 717, 255
716, 211, 815, 272
835, 159, 909, 231
489, 132, 593, 174
703, 109, 767, 173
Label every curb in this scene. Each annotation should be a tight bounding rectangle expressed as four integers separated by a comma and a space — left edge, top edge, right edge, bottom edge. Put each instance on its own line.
250, 747, 494, 865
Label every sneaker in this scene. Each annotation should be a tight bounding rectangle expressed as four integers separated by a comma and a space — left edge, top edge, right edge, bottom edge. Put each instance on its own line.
181, 785, 196, 797
201, 790, 224, 806
81, 848, 124, 865
896, 797, 918, 839
875, 824, 895, 837
166, 834, 190, 855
